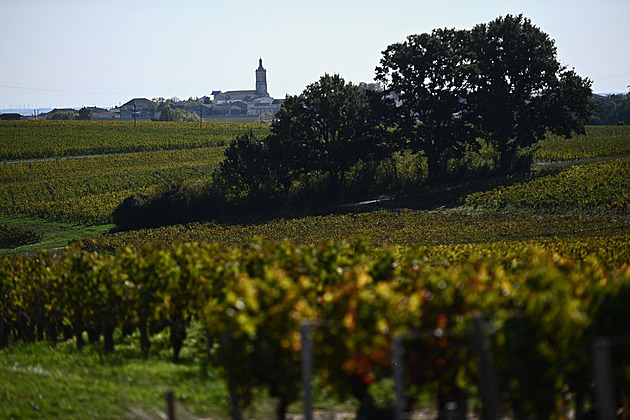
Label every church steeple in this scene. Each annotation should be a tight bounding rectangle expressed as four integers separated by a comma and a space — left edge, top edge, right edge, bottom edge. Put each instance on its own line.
255, 58, 268, 97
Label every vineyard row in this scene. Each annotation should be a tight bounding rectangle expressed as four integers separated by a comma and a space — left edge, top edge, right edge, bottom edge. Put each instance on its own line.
0, 120, 268, 160
0, 147, 223, 223
2, 238, 630, 416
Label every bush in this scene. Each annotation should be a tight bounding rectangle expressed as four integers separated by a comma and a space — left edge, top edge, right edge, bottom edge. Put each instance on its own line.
47, 110, 77, 120
0, 224, 43, 249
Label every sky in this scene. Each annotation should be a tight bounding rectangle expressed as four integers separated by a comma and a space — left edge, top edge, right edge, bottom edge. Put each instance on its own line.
1, 0, 629, 110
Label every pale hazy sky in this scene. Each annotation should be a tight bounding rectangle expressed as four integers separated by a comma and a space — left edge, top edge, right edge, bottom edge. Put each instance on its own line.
1, 0, 628, 109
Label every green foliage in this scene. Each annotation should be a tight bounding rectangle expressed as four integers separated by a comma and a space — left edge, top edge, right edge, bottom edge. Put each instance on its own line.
470, 15, 594, 174
263, 73, 383, 197
376, 27, 478, 182
591, 93, 630, 125
77, 107, 93, 120
535, 125, 630, 160
217, 131, 273, 201
466, 157, 630, 213
47, 110, 77, 120
1, 239, 630, 417
0, 224, 43, 248
377, 14, 594, 178
159, 105, 200, 122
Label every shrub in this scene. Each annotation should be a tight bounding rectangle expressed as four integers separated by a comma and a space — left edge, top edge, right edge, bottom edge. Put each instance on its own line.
0, 224, 43, 249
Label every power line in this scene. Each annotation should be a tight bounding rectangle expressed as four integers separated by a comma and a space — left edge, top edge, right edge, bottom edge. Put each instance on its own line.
0, 81, 174, 95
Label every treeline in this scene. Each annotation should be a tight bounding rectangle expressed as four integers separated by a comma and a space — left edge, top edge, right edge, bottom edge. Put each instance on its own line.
591, 93, 630, 125
114, 15, 594, 230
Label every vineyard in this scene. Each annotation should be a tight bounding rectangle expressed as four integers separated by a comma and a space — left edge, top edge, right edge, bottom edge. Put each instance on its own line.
2, 239, 630, 419
466, 156, 630, 213
0, 120, 269, 160
77, 209, 630, 252
0, 147, 223, 223
0, 120, 266, 225
534, 125, 630, 161
0, 122, 629, 232
1, 121, 630, 418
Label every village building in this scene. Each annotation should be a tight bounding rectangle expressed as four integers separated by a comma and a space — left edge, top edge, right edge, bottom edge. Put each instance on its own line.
209, 58, 283, 117
0, 113, 22, 120
119, 98, 153, 120
108, 58, 284, 120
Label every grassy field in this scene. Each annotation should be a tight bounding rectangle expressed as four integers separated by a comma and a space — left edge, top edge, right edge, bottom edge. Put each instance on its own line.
0, 325, 234, 420
1, 122, 630, 418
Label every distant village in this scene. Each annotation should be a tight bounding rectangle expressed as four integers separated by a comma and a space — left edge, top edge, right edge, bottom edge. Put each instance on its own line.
1, 59, 284, 121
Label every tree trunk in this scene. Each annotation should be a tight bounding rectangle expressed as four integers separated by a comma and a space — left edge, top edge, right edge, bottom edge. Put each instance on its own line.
0, 319, 9, 349
45, 320, 58, 345
87, 325, 100, 344
169, 318, 187, 363
496, 138, 516, 176
103, 322, 115, 354
36, 320, 44, 341
74, 316, 85, 350
222, 330, 243, 420
139, 317, 150, 358
275, 394, 289, 420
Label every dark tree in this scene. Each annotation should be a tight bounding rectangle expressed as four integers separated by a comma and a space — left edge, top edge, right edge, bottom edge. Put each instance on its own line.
469, 14, 594, 173
271, 74, 380, 195
77, 107, 93, 120
377, 15, 594, 178
217, 131, 270, 200
376, 28, 479, 182
591, 93, 630, 125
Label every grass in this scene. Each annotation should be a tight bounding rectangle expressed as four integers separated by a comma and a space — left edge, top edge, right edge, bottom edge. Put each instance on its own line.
0, 325, 230, 420
0, 323, 356, 420
0, 215, 112, 254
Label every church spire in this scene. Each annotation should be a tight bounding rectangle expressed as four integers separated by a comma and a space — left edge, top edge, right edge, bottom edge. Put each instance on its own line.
255, 58, 268, 96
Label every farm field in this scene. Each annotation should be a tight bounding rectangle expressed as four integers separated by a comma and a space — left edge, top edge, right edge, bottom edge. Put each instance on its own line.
1, 121, 630, 418
0, 120, 269, 160
1, 122, 629, 252
0, 120, 269, 250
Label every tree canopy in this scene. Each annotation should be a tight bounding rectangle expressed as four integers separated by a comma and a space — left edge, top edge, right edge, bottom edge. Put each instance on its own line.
77, 107, 93, 120
218, 74, 382, 201
377, 14, 593, 177
158, 105, 200, 122
376, 28, 478, 182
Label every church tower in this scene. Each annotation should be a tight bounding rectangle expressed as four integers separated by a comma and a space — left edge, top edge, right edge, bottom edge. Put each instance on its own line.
255, 58, 268, 97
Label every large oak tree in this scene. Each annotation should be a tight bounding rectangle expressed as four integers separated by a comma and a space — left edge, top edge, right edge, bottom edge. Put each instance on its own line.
376, 14, 594, 178
376, 28, 479, 182
268, 73, 381, 196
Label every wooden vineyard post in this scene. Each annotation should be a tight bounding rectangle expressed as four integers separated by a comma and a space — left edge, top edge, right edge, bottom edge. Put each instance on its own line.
392, 336, 405, 420
222, 330, 243, 420
592, 337, 616, 420
165, 390, 175, 420
471, 316, 501, 420
301, 320, 313, 420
